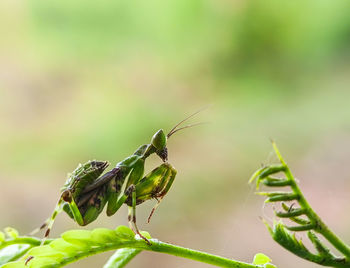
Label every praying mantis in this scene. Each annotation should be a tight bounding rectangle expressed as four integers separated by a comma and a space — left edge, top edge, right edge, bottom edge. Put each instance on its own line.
32, 110, 205, 245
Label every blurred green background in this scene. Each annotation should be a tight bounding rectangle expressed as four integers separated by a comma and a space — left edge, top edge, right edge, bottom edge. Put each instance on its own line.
1, 0, 350, 267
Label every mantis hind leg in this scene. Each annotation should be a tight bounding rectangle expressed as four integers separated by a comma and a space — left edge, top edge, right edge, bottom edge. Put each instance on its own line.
38, 190, 85, 245
38, 198, 64, 245
29, 219, 50, 236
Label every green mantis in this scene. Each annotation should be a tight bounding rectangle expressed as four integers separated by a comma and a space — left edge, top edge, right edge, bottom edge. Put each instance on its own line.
33, 111, 204, 245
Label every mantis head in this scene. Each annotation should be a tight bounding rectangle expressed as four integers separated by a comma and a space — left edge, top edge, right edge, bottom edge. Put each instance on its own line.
151, 107, 208, 162
151, 129, 168, 162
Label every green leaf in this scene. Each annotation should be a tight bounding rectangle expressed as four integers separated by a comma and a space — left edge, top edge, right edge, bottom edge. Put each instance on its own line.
103, 248, 141, 268
307, 232, 333, 258
0, 228, 46, 266
272, 223, 309, 254
48, 239, 80, 255
114, 226, 134, 240
26, 257, 60, 268
2, 226, 147, 268
28, 245, 67, 259
4, 229, 18, 240
91, 228, 121, 244
0, 245, 30, 266
253, 253, 271, 265
0, 261, 26, 268
264, 263, 277, 268
269, 222, 323, 264
61, 230, 95, 248
0, 233, 5, 243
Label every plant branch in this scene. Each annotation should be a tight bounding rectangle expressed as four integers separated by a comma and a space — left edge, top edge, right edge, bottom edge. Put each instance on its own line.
250, 142, 350, 267
0, 227, 273, 268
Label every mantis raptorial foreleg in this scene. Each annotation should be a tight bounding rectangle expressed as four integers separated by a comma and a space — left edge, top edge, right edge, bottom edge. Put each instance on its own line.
124, 163, 177, 243
134, 163, 177, 223
148, 164, 177, 222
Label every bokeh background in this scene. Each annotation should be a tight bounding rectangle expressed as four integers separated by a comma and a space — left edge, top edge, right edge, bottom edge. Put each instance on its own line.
1, 1, 350, 267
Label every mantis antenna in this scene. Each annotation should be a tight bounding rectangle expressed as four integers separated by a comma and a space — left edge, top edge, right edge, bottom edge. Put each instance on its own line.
167, 106, 210, 138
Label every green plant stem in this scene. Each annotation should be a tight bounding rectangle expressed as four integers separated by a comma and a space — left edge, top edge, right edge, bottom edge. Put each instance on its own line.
317, 222, 350, 260
273, 143, 350, 260
59, 239, 261, 268
136, 239, 260, 268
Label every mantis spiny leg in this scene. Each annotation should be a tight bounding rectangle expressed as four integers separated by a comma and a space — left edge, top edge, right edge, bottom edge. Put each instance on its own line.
107, 159, 144, 216
147, 164, 177, 223
63, 190, 84, 226
127, 185, 150, 244
29, 219, 49, 236
41, 189, 88, 245
39, 198, 64, 245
